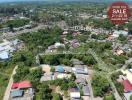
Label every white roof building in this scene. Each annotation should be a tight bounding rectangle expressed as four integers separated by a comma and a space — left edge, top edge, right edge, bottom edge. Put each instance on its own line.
122, 69, 132, 84
70, 88, 80, 99
112, 30, 128, 38
0, 51, 10, 60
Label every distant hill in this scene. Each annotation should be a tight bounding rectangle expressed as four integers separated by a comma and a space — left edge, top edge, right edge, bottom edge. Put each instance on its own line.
0, 0, 132, 4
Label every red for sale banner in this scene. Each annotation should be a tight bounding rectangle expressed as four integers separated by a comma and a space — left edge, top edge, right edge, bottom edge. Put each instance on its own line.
108, 1, 131, 25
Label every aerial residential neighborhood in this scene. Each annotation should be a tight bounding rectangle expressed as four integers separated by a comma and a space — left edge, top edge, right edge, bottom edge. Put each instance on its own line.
0, 0, 132, 100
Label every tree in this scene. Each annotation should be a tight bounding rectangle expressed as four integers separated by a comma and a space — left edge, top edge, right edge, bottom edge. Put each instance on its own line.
13, 67, 29, 82
60, 83, 69, 90
68, 81, 76, 88
118, 34, 127, 42
37, 83, 52, 100
92, 75, 111, 97
130, 95, 132, 100
52, 93, 62, 100
50, 67, 55, 72
104, 94, 115, 100
70, 73, 76, 81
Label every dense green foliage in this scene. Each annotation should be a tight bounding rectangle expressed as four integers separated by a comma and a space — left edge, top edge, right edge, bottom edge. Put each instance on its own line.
130, 95, 132, 100
13, 67, 43, 82
12, 51, 35, 66
91, 34, 108, 40
111, 72, 124, 97
7, 19, 30, 28
103, 94, 115, 100
39, 53, 96, 66
19, 27, 63, 51
118, 34, 128, 43
36, 83, 52, 100
92, 75, 111, 97
52, 93, 62, 100
85, 18, 114, 29
86, 41, 112, 53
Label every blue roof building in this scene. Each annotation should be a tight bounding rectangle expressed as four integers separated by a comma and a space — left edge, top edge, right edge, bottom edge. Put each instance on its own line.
11, 90, 24, 98
56, 65, 65, 73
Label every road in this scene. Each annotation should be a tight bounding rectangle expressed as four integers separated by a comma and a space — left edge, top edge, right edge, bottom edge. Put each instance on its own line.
87, 49, 122, 100
3, 66, 18, 100
122, 58, 132, 70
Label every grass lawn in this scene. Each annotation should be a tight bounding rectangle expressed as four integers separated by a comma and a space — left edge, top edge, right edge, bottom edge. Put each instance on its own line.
0, 75, 9, 100
0, 66, 14, 100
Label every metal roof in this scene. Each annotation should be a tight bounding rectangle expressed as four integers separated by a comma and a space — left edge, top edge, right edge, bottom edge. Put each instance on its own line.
11, 90, 23, 98
0, 51, 9, 60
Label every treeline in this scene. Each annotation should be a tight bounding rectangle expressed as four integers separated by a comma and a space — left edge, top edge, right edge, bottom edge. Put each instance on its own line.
7, 19, 30, 28
86, 41, 112, 53
39, 53, 97, 66
84, 18, 114, 29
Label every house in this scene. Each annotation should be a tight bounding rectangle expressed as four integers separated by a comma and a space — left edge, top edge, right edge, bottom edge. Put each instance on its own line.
69, 87, 80, 99
114, 49, 124, 55
40, 72, 54, 82
0, 51, 10, 60
83, 85, 90, 96
124, 92, 132, 100
63, 66, 72, 73
122, 69, 132, 84
54, 42, 65, 48
55, 65, 65, 73
10, 81, 34, 100
0, 39, 24, 60
62, 31, 68, 35
111, 30, 128, 38
75, 78, 86, 85
56, 73, 71, 79
12, 81, 32, 89
0, 27, 10, 33
24, 24, 32, 29
72, 65, 88, 75
123, 80, 132, 93
72, 59, 84, 65
10, 90, 24, 98
121, 44, 131, 53
70, 40, 80, 48
47, 42, 65, 53
73, 32, 80, 36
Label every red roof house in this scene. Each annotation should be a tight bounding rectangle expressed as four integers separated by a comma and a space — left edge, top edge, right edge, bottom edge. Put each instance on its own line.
12, 83, 19, 89
12, 81, 32, 89
123, 80, 132, 92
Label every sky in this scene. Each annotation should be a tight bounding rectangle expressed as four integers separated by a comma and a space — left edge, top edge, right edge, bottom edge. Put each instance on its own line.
0, 0, 131, 3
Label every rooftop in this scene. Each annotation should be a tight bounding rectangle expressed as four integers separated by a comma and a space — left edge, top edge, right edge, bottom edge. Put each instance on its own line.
11, 90, 23, 98
123, 80, 132, 92
12, 81, 32, 89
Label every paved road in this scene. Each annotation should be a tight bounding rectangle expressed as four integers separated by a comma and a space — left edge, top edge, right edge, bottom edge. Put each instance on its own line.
3, 66, 18, 100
